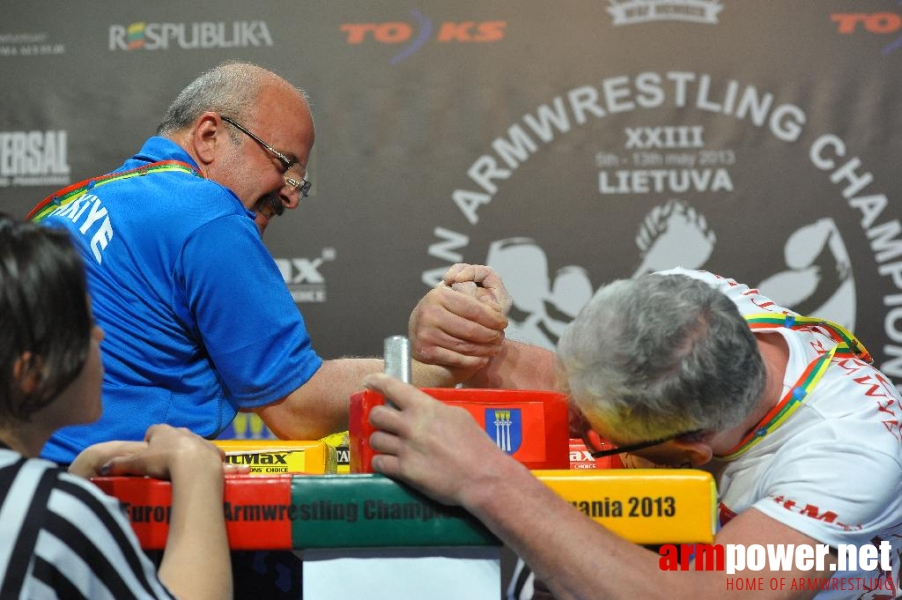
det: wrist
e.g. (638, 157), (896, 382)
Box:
(462, 340), (514, 388)
(169, 449), (225, 485)
(460, 452), (532, 519)
(411, 361), (458, 387)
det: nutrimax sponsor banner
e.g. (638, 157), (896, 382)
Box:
(2, 1), (901, 395)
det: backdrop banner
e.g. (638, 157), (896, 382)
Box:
(4, 2), (901, 432)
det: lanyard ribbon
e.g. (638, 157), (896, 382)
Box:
(716, 313), (872, 461)
(26, 160), (201, 223)
(743, 313), (872, 364)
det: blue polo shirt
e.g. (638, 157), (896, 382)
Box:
(41, 137), (322, 463)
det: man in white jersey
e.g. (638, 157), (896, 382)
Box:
(364, 266), (902, 599)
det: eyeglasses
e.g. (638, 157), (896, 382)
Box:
(221, 115), (312, 198)
(577, 411), (703, 459)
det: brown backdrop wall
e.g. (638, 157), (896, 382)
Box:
(4, 1), (901, 405)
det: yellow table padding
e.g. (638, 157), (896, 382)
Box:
(535, 469), (716, 544)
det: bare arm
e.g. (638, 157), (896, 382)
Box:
(68, 441), (147, 478)
(253, 264), (511, 440)
(83, 425), (234, 600)
(464, 468), (831, 600)
(465, 339), (558, 390)
(364, 374), (833, 600)
(254, 357), (457, 440)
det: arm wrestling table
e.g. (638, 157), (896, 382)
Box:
(93, 388), (715, 600)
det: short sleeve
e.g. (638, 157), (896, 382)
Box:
(750, 440), (902, 548)
(176, 215), (322, 407)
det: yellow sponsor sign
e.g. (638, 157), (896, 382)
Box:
(320, 430), (350, 474)
(214, 440), (337, 475)
(534, 469), (716, 544)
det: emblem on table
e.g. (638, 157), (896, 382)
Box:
(486, 409), (523, 454)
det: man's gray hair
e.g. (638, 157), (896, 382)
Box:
(156, 61), (308, 136)
(557, 273), (766, 441)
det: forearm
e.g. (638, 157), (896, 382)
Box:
(257, 358), (382, 439)
(463, 462), (700, 600)
(362, 375), (729, 600)
(465, 462), (834, 600)
(465, 340), (558, 390)
(158, 466), (231, 600)
(258, 355), (466, 440)
(412, 360), (458, 387)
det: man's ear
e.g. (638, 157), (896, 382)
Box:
(190, 112), (224, 167)
(13, 352), (44, 395)
(673, 439), (713, 468)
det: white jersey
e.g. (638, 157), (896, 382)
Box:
(671, 268), (902, 599)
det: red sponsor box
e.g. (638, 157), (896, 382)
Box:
(349, 388), (570, 472)
(93, 474), (294, 550)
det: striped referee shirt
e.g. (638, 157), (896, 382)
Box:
(0, 448), (176, 599)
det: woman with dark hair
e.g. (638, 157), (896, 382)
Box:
(0, 214), (236, 599)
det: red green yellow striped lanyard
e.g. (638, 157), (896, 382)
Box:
(716, 313), (872, 461)
(26, 160), (201, 223)
(742, 313), (872, 364)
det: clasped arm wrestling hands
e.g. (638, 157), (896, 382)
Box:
(410, 263), (559, 390)
(370, 263), (516, 499)
(408, 263), (512, 381)
(370, 263), (591, 599)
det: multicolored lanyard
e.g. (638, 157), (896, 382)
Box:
(743, 313), (872, 364)
(26, 160), (201, 223)
(716, 313), (873, 461)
